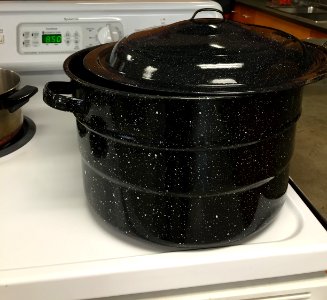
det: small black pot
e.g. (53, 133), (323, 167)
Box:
(43, 9), (327, 248)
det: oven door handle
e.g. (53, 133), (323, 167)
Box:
(43, 81), (89, 114)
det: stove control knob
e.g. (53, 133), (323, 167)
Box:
(97, 26), (112, 44)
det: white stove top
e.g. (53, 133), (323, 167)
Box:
(1, 72), (327, 300)
(0, 1), (327, 299)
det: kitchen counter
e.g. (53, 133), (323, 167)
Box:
(290, 80), (327, 221)
(236, 0), (327, 33)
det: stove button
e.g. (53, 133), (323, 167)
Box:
(23, 40), (31, 47)
(97, 26), (112, 44)
(22, 32), (30, 39)
(32, 32), (39, 39)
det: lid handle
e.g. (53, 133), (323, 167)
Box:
(190, 8), (224, 20)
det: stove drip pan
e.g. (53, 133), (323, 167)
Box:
(0, 116), (36, 157)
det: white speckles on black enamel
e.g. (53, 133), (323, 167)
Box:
(83, 159), (288, 248)
(71, 82), (301, 247)
(43, 43), (318, 249)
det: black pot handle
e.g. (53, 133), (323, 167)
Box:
(43, 81), (88, 114)
(4, 85), (38, 113)
(191, 8), (224, 20)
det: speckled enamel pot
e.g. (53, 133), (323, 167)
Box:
(43, 12), (327, 248)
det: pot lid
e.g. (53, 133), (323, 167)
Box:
(83, 8), (314, 95)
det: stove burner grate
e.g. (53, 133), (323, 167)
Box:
(0, 116), (36, 157)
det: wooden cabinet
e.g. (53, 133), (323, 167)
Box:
(231, 3), (327, 39)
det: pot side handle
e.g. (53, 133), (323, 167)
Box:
(43, 81), (88, 114)
(4, 85), (38, 113)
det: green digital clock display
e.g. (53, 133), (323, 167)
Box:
(42, 34), (62, 44)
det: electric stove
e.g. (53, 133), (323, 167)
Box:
(1, 2), (327, 300)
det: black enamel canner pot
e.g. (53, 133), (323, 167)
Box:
(43, 9), (327, 248)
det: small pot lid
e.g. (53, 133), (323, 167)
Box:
(83, 8), (316, 95)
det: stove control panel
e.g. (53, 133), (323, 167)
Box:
(17, 22), (124, 54)
(0, 0), (220, 71)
